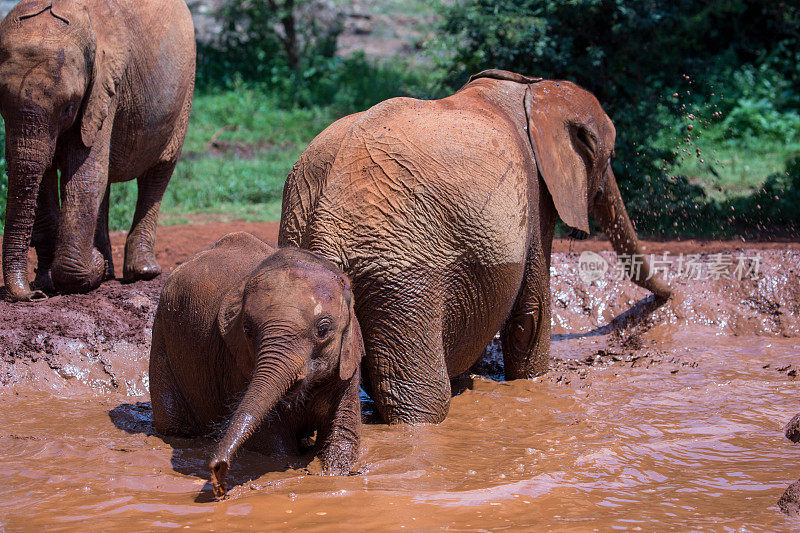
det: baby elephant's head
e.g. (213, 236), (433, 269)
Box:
(208, 248), (363, 497)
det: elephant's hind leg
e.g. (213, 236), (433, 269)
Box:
(123, 161), (176, 282)
(501, 252), (551, 379)
(363, 298), (452, 424)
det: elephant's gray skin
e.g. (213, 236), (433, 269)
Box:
(0, 0), (195, 301)
(149, 232), (364, 497)
(279, 69), (671, 425)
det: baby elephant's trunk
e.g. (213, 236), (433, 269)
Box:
(208, 345), (306, 498)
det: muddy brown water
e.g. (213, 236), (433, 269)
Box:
(1, 223), (799, 530)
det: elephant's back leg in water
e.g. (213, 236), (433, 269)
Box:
(361, 289), (452, 424)
(500, 251), (552, 379)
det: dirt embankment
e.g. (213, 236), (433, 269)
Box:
(1, 221), (798, 393)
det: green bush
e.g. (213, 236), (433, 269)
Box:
(717, 64), (800, 143)
(200, 49), (439, 114)
(197, 0), (443, 113)
(196, 0), (341, 89)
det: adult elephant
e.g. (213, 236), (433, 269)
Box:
(0, 0), (195, 301)
(279, 69), (671, 424)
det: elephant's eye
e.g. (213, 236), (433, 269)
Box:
(315, 317), (332, 339)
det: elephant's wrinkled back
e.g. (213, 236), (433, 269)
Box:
(312, 95), (532, 271)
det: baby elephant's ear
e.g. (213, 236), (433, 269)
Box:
(339, 298), (364, 381)
(217, 280), (249, 357)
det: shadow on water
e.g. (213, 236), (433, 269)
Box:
(552, 293), (668, 341)
(108, 402), (314, 502)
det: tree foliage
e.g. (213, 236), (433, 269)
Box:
(196, 0), (342, 93)
(195, 0), (438, 111)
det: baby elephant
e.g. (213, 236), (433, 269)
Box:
(149, 232), (364, 497)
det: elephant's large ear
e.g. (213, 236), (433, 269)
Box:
(217, 280), (250, 358)
(81, 49), (122, 146)
(338, 295), (364, 381)
(81, 9), (127, 147)
(524, 83), (595, 235)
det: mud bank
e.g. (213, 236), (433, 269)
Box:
(1, 222), (799, 529)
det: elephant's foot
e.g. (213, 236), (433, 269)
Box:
(4, 274), (48, 302)
(51, 248), (106, 294)
(123, 250), (162, 282)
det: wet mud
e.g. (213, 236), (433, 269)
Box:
(1, 222), (799, 530)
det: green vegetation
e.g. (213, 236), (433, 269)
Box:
(1, 0), (798, 238)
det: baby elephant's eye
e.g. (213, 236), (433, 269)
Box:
(315, 318), (332, 339)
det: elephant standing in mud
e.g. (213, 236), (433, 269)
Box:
(0, 0), (195, 301)
(149, 232), (364, 497)
(279, 69), (671, 424)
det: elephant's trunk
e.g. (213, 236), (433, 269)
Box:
(591, 167), (671, 299)
(208, 338), (306, 498)
(2, 130), (55, 302)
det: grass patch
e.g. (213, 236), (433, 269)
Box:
(108, 90), (339, 231)
(183, 90), (338, 152)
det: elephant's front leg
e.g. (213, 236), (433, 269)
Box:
(31, 166), (60, 293)
(501, 251), (552, 379)
(317, 373), (362, 474)
(123, 161), (176, 282)
(51, 131), (113, 294)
